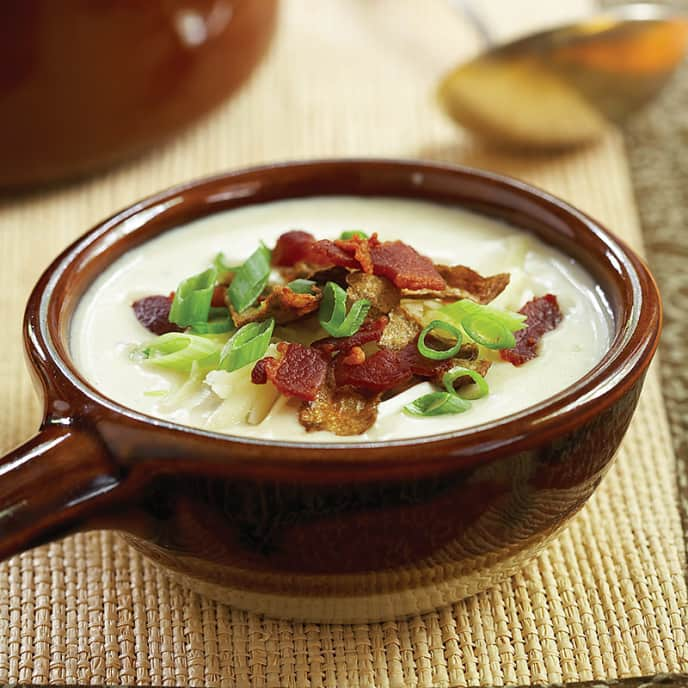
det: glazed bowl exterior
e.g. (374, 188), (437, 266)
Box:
(0, 160), (661, 622)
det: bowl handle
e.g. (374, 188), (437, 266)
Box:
(0, 424), (124, 560)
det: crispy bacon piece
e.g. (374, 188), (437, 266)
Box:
(272, 230), (316, 267)
(342, 347), (366, 366)
(379, 306), (422, 350)
(345, 273), (400, 316)
(334, 348), (412, 392)
(230, 285), (321, 328)
(398, 341), (453, 380)
(273, 233), (446, 293)
(334, 234), (374, 274)
(309, 266), (350, 287)
(406, 342), (491, 388)
(377, 344), (488, 400)
(312, 316), (388, 354)
(335, 338), (489, 394)
(436, 265), (510, 304)
(252, 342), (328, 401)
(402, 265), (510, 304)
(132, 295), (181, 335)
(299, 369), (380, 436)
(500, 294), (563, 366)
(369, 241), (446, 291)
(397, 341), (484, 381)
(305, 240), (359, 269)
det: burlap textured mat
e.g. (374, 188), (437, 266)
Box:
(0, 1), (686, 686)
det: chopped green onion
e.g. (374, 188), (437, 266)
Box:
(219, 318), (275, 372)
(438, 299), (526, 333)
(318, 281), (371, 337)
(443, 366), (489, 400)
(228, 244), (272, 313)
(404, 392), (471, 417)
(209, 306), (229, 318)
(462, 313), (515, 350)
(437, 299), (524, 350)
(135, 332), (222, 373)
(190, 307), (235, 334)
(287, 278), (317, 294)
(417, 320), (463, 360)
(213, 252), (237, 276)
(168, 267), (217, 327)
(339, 230), (368, 240)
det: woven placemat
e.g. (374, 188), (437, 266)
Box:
(0, 1), (686, 686)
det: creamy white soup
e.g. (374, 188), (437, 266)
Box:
(71, 196), (612, 443)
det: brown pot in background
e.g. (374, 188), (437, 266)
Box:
(0, 0), (278, 189)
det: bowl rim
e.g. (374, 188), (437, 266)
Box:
(25, 158), (662, 471)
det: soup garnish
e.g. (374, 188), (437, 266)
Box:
(130, 230), (562, 436)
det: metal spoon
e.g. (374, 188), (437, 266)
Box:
(438, 3), (688, 148)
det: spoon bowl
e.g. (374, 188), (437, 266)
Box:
(438, 3), (688, 148)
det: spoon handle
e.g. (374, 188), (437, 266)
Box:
(446, 0), (495, 46)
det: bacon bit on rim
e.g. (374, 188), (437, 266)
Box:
(369, 241), (446, 291)
(312, 315), (388, 354)
(252, 342), (329, 401)
(132, 295), (181, 335)
(500, 294), (563, 366)
(272, 230), (316, 267)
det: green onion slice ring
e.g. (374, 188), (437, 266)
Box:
(462, 313), (515, 350)
(417, 320), (463, 360)
(442, 366), (489, 400)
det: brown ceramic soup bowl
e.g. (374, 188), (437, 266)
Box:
(0, 160), (660, 622)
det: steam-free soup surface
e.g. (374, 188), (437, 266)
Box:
(71, 196), (612, 443)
